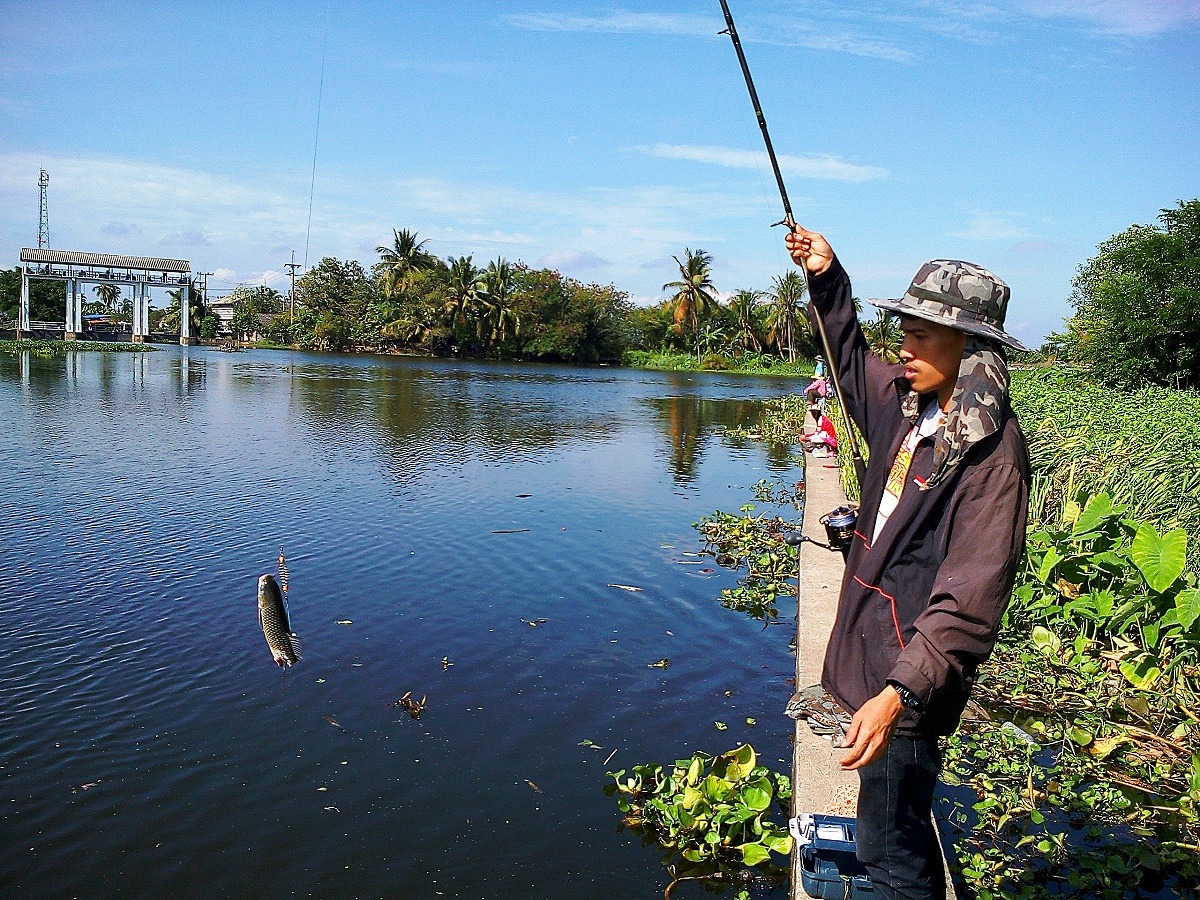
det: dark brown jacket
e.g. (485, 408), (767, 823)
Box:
(811, 257), (1030, 736)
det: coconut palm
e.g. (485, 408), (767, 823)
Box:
(93, 282), (121, 311)
(375, 228), (436, 300)
(159, 279), (206, 333)
(663, 248), (719, 362)
(727, 289), (765, 354)
(766, 271), (807, 362)
(480, 258), (520, 349)
(862, 308), (904, 363)
(443, 255), (489, 339)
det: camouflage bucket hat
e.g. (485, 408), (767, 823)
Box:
(870, 259), (1027, 351)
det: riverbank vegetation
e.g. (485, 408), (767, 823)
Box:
(797, 365), (1200, 896)
(0, 338), (153, 355)
(241, 233), (829, 370)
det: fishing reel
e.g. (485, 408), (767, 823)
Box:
(820, 506), (857, 555)
(782, 505), (858, 558)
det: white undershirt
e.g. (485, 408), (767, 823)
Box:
(872, 404), (946, 542)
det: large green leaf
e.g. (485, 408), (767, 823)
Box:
(1073, 493), (1115, 536)
(1176, 588), (1200, 632)
(1130, 525), (1187, 593)
(740, 841), (772, 867)
(721, 744), (756, 781)
(1037, 547), (1064, 584)
(762, 831), (794, 855)
(739, 779), (772, 812)
(1119, 654), (1163, 691)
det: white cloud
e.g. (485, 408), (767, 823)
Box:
(951, 215), (1027, 241)
(1009, 239), (1060, 255)
(0, 149), (778, 302)
(538, 250), (610, 272)
(506, 8), (916, 62)
(504, 11), (718, 38)
(1015, 0), (1200, 36)
(636, 144), (888, 182)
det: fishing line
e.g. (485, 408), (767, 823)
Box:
(717, 0), (867, 487)
(304, 3), (333, 271)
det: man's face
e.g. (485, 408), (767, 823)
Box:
(898, 315), (967, 398)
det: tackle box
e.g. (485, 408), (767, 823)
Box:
(791, 813), (875, 899)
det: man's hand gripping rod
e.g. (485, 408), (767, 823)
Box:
(717, 0), (867, 488)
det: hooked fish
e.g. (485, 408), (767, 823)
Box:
(258, 573), (301, 667)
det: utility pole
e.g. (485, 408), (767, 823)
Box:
(195, 271), (213, 308)
(38, 170), (50, 248)
(284, 250), (301, 317)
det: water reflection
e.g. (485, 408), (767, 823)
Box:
(641, 395), (762, 483)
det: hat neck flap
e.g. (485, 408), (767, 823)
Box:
(898, 335), (1009, 490)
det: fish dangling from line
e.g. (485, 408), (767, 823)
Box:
(258, 573), (301, 667)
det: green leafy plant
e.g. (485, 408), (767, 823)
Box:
(1015, 491), (1200, 690)
(606, 744), (793, 898)
(696, 481), (801, 622)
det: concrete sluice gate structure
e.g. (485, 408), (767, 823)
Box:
(18, 248), (195, 345)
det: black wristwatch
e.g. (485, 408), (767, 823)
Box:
(888, 680), (923, 712)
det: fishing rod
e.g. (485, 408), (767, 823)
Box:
(716, 0), (867, 488)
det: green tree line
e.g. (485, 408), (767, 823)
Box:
(227, 230), (868, 366)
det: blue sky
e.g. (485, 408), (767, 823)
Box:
(1, 1), (1197, 344)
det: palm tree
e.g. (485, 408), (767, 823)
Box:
(862, 309), (904, 363)
(375, 228), (436, 300)
(159, 279), (206, 333)
(443, 255), (489, 341)
(93, 283), (121, 311)
(766, 271), (807, 362)
(480, 258), (520, 350)
(663, 248), (719, 362)
(727, 289), (765, 354)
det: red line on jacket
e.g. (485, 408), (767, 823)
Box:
(852, 575), (906, 648)
(854, 530), (871, 551)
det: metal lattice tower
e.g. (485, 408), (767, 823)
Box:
(37, 169), (50, 249)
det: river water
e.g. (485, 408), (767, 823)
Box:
(0, 347), (804, 899)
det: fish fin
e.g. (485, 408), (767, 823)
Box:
(290, 633), (302, 656)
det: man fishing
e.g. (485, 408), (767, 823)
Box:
(785, 227), (1030, 898)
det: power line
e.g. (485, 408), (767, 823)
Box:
(303, 4), (332, 271)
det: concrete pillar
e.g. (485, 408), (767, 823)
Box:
(132, 282), (146, 342)
(180, 283), (196, 345)
(18, 268), (30, 337)
(64, 278), (79, 340)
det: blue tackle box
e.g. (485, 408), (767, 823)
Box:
(791, 813), (875, 899)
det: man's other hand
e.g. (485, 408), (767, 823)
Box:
(839, 686), (904, 770)
(785, 227), (835, 276)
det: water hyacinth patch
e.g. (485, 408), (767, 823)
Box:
(605, 744), (793, 899)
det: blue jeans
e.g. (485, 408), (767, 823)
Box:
(855, 733), (945, 899)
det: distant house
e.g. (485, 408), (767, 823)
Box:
(82, 314), (122, 331)
(207, 298), (236, 333)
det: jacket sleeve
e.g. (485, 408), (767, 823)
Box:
(886, 460), (1029, 706)
(807, 256), (904, 442)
